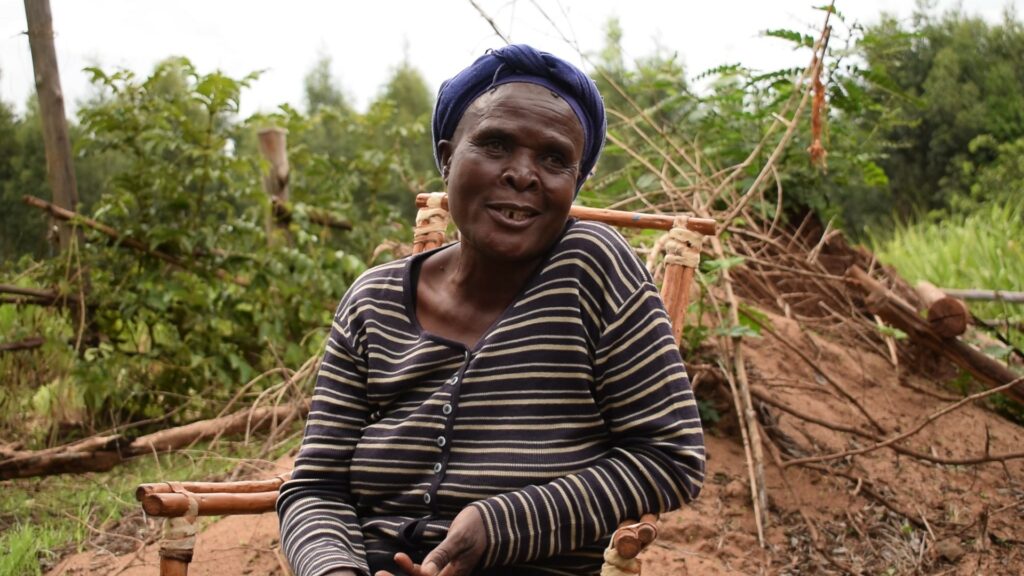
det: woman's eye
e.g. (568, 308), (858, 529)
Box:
(482, 140), (506, 152)
(544, 154), (569, 168)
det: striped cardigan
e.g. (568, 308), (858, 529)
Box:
(277, 220), (705, 576)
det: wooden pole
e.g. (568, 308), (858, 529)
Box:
(939, 288), (1024, 304)
(23, 0), (79, 252)
(137, 476), (288, 500)
(142, 490), (281, 517)
(415, 193), (716, 236)
(258, 127), (290, 244)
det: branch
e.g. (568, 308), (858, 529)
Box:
(22, 195), (249, 287)
(0, 336), (45, 353)
(750, 385), (1024, 467)
(466, 0), (511, 44)
(747, 314), (889, 433)
(780, 376), (1024, 467)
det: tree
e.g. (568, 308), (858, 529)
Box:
(303, 54), (352, 115)
(858, 8), (1024, 215)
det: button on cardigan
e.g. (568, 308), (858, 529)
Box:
(277, 220), (705, 576)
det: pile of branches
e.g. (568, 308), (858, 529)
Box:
(517, 4), (1024, 570)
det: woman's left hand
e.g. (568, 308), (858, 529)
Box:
(375, 506), (487, 576)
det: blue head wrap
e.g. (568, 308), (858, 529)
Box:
(432, 44), (606, 194)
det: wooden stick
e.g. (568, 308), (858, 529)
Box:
(780, 376), (1024, 467)
(660, 265), (695, 345)
(723, 352), (766, 547)
(142, 490), (280, 517)
(0, 295), (55, 306)
(939, 288), (1024, 303)
(257, 128), (290, 205)
(0, 336), (45, 353)
(847, 266), (1023, 403)
(137, 476), (288, 501)
(271, 198), (352, 231)
(159, 557), (189, 576)
(0, 283), (69, 301)
(751, 387), (1024, 467)
(22, 195), (250, 287)
(414, 193), (716, 235)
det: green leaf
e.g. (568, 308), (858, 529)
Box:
(875, 324), (908, 340)
(700, 256), (746, 273)
(715, 324), (762, 339)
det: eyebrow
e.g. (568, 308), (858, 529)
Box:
(472, 122), (579, 158)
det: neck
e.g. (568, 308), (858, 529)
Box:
(445, 243), (542, 308)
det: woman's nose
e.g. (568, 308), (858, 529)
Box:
(501, 152), (539, 192)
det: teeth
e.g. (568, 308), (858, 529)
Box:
(501, 208), (530, 222)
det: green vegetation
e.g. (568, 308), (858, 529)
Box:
(872, 201), (1023, 349)
(0, 438), (295, 575)
(1, 55), (437, 443)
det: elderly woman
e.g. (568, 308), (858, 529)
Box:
(277, 44), (705, 576)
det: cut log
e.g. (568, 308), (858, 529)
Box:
(0, 403), (308, 481)
(916, 280), (970, 338)
(127, 403), (307, 454)
(846, 266), (1023, 403)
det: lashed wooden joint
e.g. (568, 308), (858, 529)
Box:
(413, 192), (450, 254)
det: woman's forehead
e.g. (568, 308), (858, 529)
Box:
(455, 83), (585, 144)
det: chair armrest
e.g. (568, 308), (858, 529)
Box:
(136, 474), (290, 518)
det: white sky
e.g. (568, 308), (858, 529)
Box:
(0, 0), (1017, 118)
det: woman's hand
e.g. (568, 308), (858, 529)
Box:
(375, 506), (486, 576)
(324, 571), (359, 576)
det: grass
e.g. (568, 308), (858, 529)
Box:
(0, 437), (298, 576)
(871, 201), (1024, 350)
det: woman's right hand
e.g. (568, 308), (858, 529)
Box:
(325, 570), (359, 576)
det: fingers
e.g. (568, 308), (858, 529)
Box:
(420, 544), (452, 576)
(393, 552), (425, 576)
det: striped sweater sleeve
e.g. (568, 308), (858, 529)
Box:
(469, 279), (705, 568)
(277, 302), (371, 576)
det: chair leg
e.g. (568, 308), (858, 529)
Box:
(660, 218), (705, 345)
(159, 516), (196, 576)
(159, 556), (191, 576)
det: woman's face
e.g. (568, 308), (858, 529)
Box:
(438, 82), (585, 264)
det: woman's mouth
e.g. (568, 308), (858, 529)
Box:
(488, 205), (539, 227)
(500, 208), (532, 222)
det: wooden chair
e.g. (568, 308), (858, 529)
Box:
(136, 192), (715, 576)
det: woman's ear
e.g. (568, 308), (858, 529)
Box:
(437, 140), (454, 183)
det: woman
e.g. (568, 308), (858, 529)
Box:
(278, 44), (705, 576)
